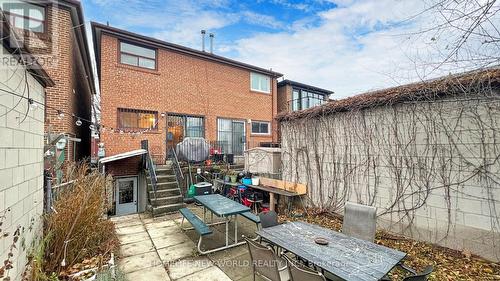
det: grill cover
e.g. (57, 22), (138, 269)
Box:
(176, 137), (210, 162)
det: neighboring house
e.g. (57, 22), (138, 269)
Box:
(277, 79), (333, 113)
(0, 17), (54, 280)
(278, 68), (500, 261)
(2, 0), (96, 161)
(91, 22), (282, 216)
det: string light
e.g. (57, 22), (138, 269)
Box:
(0, 87), (167, 137)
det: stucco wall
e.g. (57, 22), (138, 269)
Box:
(0, 46), (45, 280)
(281, 93), (500, 261)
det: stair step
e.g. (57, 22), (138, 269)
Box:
(152, 203), (184, 216)
(150, 195), (183, 206)
(148, 181), (177, 190)
(150, 188), (182, 197)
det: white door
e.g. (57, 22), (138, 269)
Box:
(116, 177), (138, 216)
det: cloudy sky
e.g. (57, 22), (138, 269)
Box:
(82, 0), (498, 98)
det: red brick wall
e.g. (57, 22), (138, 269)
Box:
(105, 156), (142, 177)
(277, 84), (292, 114)
(19, 4), (93, 161)
(99, 34), (278, 161)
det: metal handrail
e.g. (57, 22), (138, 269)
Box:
(145, 150), (158, 201)
(171, 147), (184, 180)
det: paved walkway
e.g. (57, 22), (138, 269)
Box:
(111, 206), (265, 281)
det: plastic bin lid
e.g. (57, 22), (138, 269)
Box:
(194, 182), (213, 188)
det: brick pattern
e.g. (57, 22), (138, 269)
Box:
(99, 34), (277, 162)
(105, 156), (142, 177)
(0, 46), (45, 280)
(18, 4), (93, 161)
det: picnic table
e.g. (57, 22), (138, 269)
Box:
(256, 221), (407, 281)
(188, 194), (250, 254)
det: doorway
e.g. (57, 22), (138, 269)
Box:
(217, 118), (246, 155)
(166, 114), (205, 155)
(115, 177), (138, 216)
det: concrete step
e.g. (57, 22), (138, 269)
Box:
(148, 181), (178, 191)
(152, 203), (184, 217)
(155, 174), (177, 182)
(150, 195), (183, 206)
(150, 188), (181, 198)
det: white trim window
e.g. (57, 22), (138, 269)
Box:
(120, 42), (157, 70)
(251, 121), (270, 135)
(250, 72), (270, 93)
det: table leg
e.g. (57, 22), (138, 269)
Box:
(225, 217), (229, 247)
(234, 215), (238, 243)
(203, 206), (206, 222)
(270, 192), (275, 211)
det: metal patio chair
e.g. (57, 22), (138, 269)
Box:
(244, 237), (290, 281)
(259, 210), (279, 228)
(382, 265), (434, 281)
(283, 254), (326, 281)
(342, 201), (377, 242)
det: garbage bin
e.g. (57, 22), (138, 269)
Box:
(194, 182), (213, 196)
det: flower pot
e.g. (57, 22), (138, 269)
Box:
(252, 177), (260, 186)
(230, 175), (238, 183)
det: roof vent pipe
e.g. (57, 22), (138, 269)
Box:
(209, 33), (214, 54)
(201, 30), (206, 52)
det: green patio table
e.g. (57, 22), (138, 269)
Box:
(193, 194), (251, 254)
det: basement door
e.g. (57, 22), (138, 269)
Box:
(115, 177), (138, 216)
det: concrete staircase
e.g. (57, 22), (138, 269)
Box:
(147, 164), (184, 217)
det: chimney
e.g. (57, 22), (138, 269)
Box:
(209, 33), (214, 54)
(201, 30), (206, 52)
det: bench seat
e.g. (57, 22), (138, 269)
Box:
(179, 208), (212, 236)
(241, 211), (260, 224)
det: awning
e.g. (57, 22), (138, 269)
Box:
(98, 149), (147, 164)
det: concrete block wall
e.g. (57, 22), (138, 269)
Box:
(0, 46), (46, 280)
(281, 94), (500, 261)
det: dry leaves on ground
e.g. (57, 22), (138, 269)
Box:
(279, 210), (500, 281)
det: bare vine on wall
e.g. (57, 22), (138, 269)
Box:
(280, 77), (500, 242)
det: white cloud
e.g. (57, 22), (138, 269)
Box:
(223, 0), (428, 97)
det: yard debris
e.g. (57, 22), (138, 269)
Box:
(280, 209), (500, 281)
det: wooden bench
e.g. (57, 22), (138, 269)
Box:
(179, 208), (212, 236)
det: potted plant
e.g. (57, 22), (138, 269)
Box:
(229, 170), (238, 183)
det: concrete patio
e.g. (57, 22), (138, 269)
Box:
(111, 205), (265, 281)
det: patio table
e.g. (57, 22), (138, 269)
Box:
(194, 194), (251, 254)
(256, 221), (407, 281)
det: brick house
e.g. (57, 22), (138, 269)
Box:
(3, 0), (96, 161)
(91, 23), (282, 215)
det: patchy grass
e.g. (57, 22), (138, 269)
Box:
(279, 210), (500, 281)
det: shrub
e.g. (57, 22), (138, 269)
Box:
(42, 163), (119, 276)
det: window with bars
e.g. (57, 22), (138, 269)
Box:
(119, 41), (157, 70)
(118, 108), (158, 130)
(4, 2), (46, 33)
